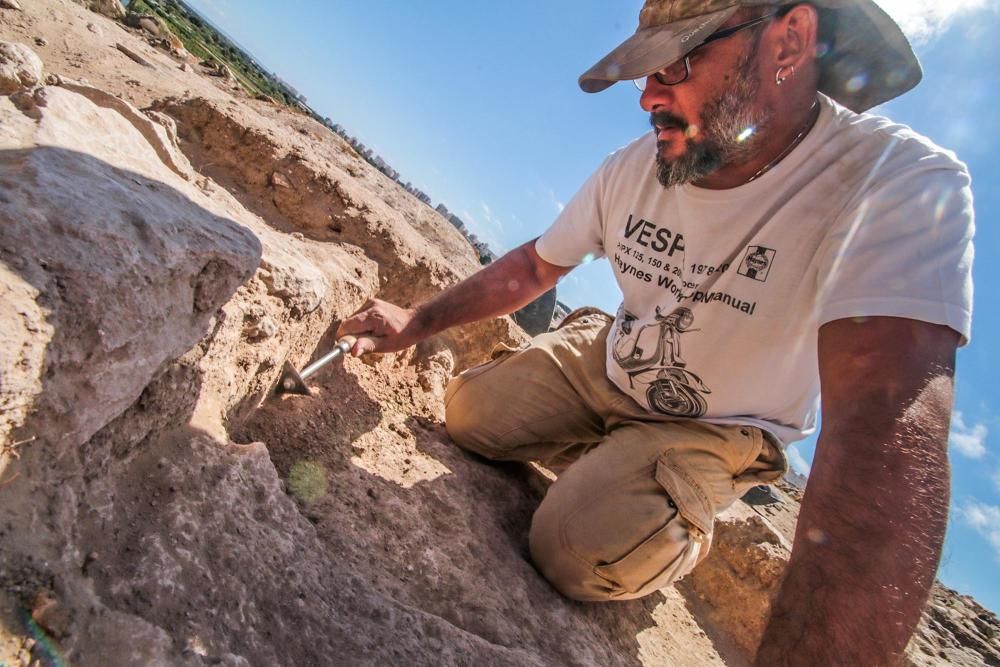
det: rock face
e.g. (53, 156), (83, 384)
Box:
(1, 12), (999, 667)
(0, 84), (261, 454)
(0, 41), (43, 94)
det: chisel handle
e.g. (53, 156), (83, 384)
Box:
(299, 335), (358, 380)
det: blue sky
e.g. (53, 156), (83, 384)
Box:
(183, 0), (1000, 612)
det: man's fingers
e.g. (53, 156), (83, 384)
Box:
(351, 298), (377, 316)
(338, 309), (381, 337)
(351, 335), (379, 357)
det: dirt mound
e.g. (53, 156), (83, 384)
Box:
(1, 5), (999, 667)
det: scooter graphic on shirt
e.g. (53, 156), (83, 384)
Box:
(612, 305), (711, 418)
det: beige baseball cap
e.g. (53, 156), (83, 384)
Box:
(579, 0), (921, 112)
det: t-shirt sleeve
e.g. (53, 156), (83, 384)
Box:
(816, 159), (975, 345)
(535, 158), (611, 267)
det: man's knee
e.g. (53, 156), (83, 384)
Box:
(527, 459), (712, 602)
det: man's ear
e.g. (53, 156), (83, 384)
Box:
(772, 4), (820, 70)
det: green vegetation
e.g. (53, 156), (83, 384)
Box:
(127, 0), (301, 106)
(287, 461), (329, 504)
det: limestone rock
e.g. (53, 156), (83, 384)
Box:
(0, 85), (261, 456)
(125, 13), (183, 51)
(115, 42), (153, 68)
(76, 0), (125, 19)
(58, 79), (194, 179)
(0, 42), (43, 95)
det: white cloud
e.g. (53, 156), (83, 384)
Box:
(961, 502), (1000, 561)
(874, 0), (998, 44)
(992, 468), (1000, 494)
(950, 411), (988, 459)
(786, 444), (811, 476)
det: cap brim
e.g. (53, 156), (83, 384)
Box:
(813, 0), (922, 111)
(579, 7), (739, 93)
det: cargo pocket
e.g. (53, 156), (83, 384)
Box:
(594, 451), (715, 598)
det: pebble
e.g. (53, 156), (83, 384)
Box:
(34, 37), (48, 47)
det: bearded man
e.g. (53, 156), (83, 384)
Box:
(338, 2), (975, 663)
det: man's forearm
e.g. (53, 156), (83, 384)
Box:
(754, 377), (953, 665)
(412, 240), (565, 339)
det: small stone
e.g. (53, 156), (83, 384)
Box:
(33, 37), (48, 47)
(269, 171), (292, 189)
(245, 315), (277, 341)
(0, 0), (23, 10)
(290, 232), (304, 241)
(115, 42), (153, 68)
(86, 22), (102, 37)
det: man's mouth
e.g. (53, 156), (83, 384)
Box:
(656, 126), (683, 140)
(650, 112), (689, 142)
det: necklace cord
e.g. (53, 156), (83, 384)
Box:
(745, 100), (820, 184)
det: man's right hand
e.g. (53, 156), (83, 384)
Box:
(336, 298), (423, 356)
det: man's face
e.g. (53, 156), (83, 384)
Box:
(640, 15), (773, 188)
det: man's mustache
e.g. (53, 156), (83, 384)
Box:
(650, 111), (688, 132)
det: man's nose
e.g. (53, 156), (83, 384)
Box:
(639, 78), (675, 113)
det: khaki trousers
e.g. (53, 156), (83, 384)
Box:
(445, 309), (787, 602)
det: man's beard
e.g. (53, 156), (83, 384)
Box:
(652, 53), (772, 188)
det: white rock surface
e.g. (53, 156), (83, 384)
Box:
(0, 41), (42, 95)
(0, 85), (261, 455)
(76, 0), (125, 19)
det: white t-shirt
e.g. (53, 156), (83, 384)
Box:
(536, 94), (974, 445)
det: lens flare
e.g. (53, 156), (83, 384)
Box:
(845, 72), (870, 93)
(934, 189), (953, 223)
(17, 607), (69, 667)
(736, 127), (755, 143)
(581, 253), (596, 264)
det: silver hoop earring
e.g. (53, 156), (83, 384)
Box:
(775, 65), (795, 86)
